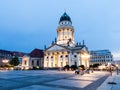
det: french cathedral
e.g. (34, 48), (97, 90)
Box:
(44, 12), (90, 68)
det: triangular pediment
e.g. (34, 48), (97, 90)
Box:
(82, 47), (87, 51)
(81, 46), (89, 53)
(46, 44), (67, 51)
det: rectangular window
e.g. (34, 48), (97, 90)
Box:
(24, 61), (27, 65)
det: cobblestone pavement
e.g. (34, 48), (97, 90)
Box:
(0, 70), (109, 90)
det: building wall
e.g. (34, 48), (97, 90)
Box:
(44, 50), (90, 68)
(44, 51), (69, 68)
(22, 56), (44, 69)
(0, 50), (13, 66)
(90, 50), (113, 65)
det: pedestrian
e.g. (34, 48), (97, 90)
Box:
(81, 69), (84, 75)
(91, 68), (94, 73)
(75, 68), (79, 75)
(59, 67), (61, 71)
(109, 66), (112, 76)
(87, 68), (90, 74)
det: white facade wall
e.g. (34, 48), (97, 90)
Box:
(22, 56), (43, 69)
(44, 49), (90, 68)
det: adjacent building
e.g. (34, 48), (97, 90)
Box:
(0, 50), (13, 66)
(12, 51), (27, 64)
(44, 12), (90, 69)
(22, 48), (44, 69)
(90, 50), (113, 65)
(0, 49), (27, 66)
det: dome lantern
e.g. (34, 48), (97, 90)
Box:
(59, 12), (72, 25)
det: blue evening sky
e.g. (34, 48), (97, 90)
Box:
(0, 0), (120, 59)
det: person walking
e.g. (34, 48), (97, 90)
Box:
(109, 66), (112, 76)
(75, 68), (79, 75)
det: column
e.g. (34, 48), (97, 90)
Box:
(68, 52), (72, 66)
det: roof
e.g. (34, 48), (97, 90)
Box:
(0, 49), (12, 53)
(44, 43), (70, 51)
(0, 49), (28, 57)
(44, 43), (89, 54)
(12, 51), (27, 57)
(90, 50), (111, 55)
(29, 48), (44, 58)
(59, 12), (72, 23)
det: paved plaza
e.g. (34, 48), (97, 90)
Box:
(97, 72), (120, 90)
(0, 70), (109, 90)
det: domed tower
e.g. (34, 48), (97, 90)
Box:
(57, 12), (74, 46)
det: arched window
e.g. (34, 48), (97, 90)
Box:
(60, 55), (63, 58)
(46, 56), (49, 60)
(74, 55), (77, 58)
